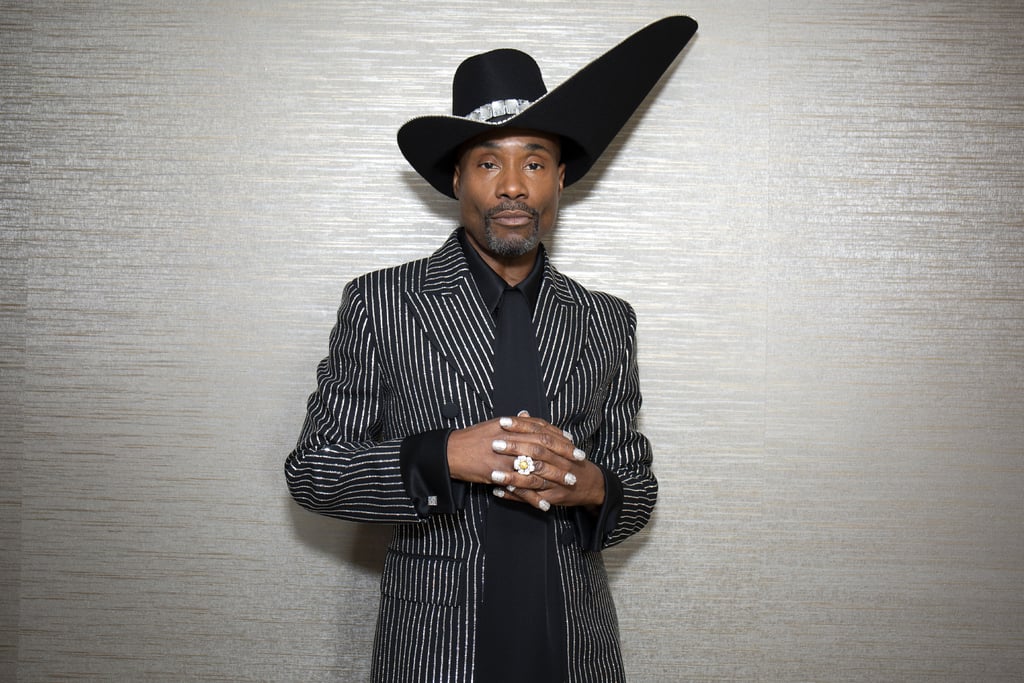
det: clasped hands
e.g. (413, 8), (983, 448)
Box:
(446, 411), (605, 512)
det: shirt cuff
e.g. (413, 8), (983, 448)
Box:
(573, 465), (624, 551)
(399, 429), (468, 517)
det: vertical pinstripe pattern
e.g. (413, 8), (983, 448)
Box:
(285, 231), (655, 682)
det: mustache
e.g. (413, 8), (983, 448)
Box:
(485, 202), (539, 220)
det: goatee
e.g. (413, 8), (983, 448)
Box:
(484, 202), (541, 258)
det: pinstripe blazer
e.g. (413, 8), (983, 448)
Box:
(286, 231), (656, 682)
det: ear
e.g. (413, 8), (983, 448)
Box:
(557, 162), (566, 193)
(452, 164), (461, 199)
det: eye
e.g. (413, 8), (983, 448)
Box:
(525, 162), (544, 171)
(478, 161), (499, 170)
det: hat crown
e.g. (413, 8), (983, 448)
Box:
(452, 49), (548, 118)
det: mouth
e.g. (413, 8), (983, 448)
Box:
(490, 211), (533, 228)
(486, 203), (538, 229)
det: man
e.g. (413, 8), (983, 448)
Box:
(286, 16), (697, 682)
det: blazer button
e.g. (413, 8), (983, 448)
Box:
(441, 403), (460, 419)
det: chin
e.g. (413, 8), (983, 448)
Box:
(489, 233), (539, 259)
(486, 221), (541, 254)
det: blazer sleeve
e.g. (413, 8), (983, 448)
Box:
(285, 278), (425, 524)
(587, 302), (657, 549)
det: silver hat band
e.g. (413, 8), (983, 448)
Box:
(465, 98), (533, 123)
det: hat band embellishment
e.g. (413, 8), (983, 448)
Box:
(466, 98), (533, 123)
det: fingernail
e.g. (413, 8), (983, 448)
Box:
(538, 500), (550, 512)
(499, 416), (513, 428)
(573, 448), (587, 461)
(506, 484), (516, 492)
(493, 488), (505, 498)
(492, 439), (507, 452)
(564, 472), (577, 486)
(517, 410), (530, 417)
(490, 470), (508, 484)
(562, 429), (573, 441)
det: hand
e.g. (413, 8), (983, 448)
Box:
(446, 412), (605, 512)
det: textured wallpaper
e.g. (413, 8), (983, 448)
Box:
(3, 0), (1023, 681)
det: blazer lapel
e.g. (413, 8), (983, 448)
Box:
(534, 262), (589, 403)
(403, 234), (496, 409)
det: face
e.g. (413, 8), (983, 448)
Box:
(453, 129), (566, 268)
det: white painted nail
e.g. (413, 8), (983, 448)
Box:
(562, 429), (573, 441)
(538, 500), (551, 512)
(517, 410), (530, 417)
(492, 439), (507, 452)
(573, 448), (587, 461)
(499, 416), (514, 428)
(490, 470), (508, 484)
(506, 484), (516, 492)
(493, 488), (505, 498)
(564, 473), (577, 486)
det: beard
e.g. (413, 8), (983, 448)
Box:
(483, 202), (542, 258)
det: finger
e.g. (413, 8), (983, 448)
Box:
(495, 431), (575, 462)
(493, 438), (563, 471)
(493, 486), (550, 512)
(501, 413), (565, 440)
(518, 487), (552, 512)
(530, 458), (577, 487)
(492, 485), (529, 505)
(497, 418), (588, 463)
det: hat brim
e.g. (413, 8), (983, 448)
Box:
(397, 15), (698, 198)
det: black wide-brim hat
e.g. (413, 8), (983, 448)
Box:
(397, 15), (698, 198)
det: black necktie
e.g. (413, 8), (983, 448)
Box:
(475, 285), (565, 682)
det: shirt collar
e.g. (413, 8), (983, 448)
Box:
(458, 228), (544, 315)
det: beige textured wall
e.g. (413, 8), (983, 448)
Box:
(3, 1), (1022, 681)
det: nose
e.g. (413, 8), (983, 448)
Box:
(496, 167), (527, 200)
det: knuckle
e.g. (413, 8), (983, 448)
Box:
(527, 474), (547, 490)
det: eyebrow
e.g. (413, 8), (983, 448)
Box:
(472, 140), (557, 155)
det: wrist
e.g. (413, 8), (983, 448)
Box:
(581, 461), (606, 507)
